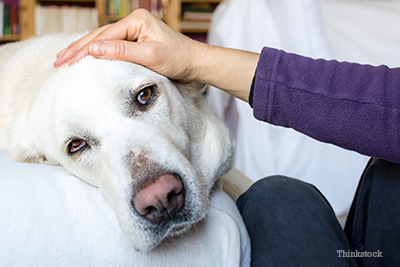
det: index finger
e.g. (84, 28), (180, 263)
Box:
(54, 25), (110, 67)
(56, 9), (152, 67)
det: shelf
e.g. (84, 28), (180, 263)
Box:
(10, 0), (222, 43)
(104, 15), (124, 22)
(182, 0), (222, 3)
(36, 0), (95, 2)
(180, 28), (208, 33)
(177, 0), (222, 33)
(0, 35), (21, 42)
(180, 21), (210, 33)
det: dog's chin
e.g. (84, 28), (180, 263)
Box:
(132, 215), (206, 252)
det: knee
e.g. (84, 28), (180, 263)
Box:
(237, 175), (327, 215)
(249, 175), (309, 192)
(237, 175), (313, 203)
(363, 158), (400, 185)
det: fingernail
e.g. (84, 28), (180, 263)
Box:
(54, 48), (67, 66)
(89, 41), (106, 57)
(56, 48), (67, 59)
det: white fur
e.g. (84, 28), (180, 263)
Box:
(0, 34), (234, 251)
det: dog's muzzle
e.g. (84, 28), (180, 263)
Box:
(132, 174), (185, 224)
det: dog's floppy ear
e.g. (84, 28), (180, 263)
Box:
(195, 105), (235, 192)
(175, 81), (235, 192)
(9, 140), (49, 164)
(7, 123), (57, 165)
(173, 81), (207, 104)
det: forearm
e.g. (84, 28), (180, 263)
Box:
(193, 43), (260, 102)
(253, 47), (400, 163)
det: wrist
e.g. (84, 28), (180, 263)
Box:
(189, 41), (211, 83)
(191, 43), (260, 102)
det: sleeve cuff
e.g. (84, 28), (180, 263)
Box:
(248, 72), (256, 108)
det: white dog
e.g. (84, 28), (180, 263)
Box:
(0, 34), (234, 252)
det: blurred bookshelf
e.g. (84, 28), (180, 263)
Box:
(165, 0), (222, 43)
(0, 33), (20, 41)
(0, 0), (20, 42)
(0, 0), (222, 43)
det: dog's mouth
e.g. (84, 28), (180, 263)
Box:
(132, 173), (185, 224)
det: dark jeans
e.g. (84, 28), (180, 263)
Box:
(237, 158), (400, 267)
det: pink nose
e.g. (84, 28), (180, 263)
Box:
(132, 174), (185, 224)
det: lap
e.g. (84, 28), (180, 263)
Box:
(237, 176), (357, 267)
(238, 159), (400, 267)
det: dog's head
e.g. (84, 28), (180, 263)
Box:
(23, 57), (234, 251)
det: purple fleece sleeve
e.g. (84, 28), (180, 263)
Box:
(252, 47), (400, 164)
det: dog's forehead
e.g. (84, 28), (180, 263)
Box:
(61, 58), (164, 89)
(51, 58), (179, 137)
(53, 58), (169, 108)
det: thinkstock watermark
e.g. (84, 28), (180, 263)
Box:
(337, 250), (383, 258)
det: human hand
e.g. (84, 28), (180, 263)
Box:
(54, 9), (202, 82)
(54, 8), (260, 101)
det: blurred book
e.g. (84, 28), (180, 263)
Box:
(35, 5), (98, 36)
(182, 3), (214, 21)
(106, 0), (166, 20)
(3, 4), (10, 35)
(180, 21), (210, 31)
(183, 11), (213, 21)
(0, 1), (4, 38)
(0, 1), (19, 38)
(185, 33), (207, 43)
(10, 4), (17, 34)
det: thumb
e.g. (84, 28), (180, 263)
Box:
(89, 40), (143, 64)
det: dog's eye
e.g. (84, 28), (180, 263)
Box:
(137, 86), (154, 105)
(68, 139), (87, 154)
